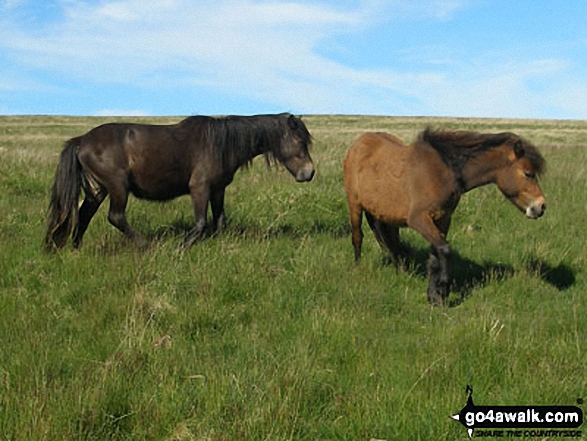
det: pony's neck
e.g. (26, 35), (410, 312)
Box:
(224, 128), (275, 172)
(251, 134), (273, 157)
(233, 143), (263, 167)
(247, 136), (275, 167)
(460, 147), (508, 192)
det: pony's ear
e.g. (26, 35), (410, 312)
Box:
(287, 114), (300, 130)
(513, 139), (525, 158)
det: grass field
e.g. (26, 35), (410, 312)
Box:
(0, 115), (585, 440)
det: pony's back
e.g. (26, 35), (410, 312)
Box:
(343, 132), (407, 197)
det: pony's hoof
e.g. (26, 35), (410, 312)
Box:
(427, 286), (447, 306)
(133, 237), (149, 250)
(180, 234), (202, 249)
(428, 296), (446, 307)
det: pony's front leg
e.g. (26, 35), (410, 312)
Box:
(210, 187), (227, 234)
(407, 211), (452, 305)
(184, 182), (210, 247)
(427, 244), (452, 305)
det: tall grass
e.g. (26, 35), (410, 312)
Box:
(0, 115), (585, 440)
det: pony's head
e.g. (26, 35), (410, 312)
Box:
(496, 137), (546, 219)
(279, 114), (315, 182)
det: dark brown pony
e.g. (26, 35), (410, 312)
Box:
(45, 113), (314, 250)
(343, 128), (546, 305)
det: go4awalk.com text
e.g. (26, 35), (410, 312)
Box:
(451, 386), (583, 438)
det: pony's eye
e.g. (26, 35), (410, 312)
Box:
(524, 171), (536, 179)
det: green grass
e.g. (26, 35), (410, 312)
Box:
(0, 115), (585, 440)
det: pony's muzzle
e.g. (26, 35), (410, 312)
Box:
(525, 200), (546, 219)
(296, 164), (315, 182)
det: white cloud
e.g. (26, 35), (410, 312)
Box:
(0, 0), (584, 118)
(550, 83), (587, 119)
(0, 0), (412, 113)
(366, 0), (471, 21)
(93, 1), (141, 21)
(432, 0), (469, 19)
(0, 74), (47, 92)
(420, 58), (570, 118)
(2, 1), (361, 75)
(0, 0), (24, 9)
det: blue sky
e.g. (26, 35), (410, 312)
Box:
(1, 0), (586, 118)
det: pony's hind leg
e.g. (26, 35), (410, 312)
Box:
(107, 186), (147, 247)
(377, 222), (403, 268)
(72, 186), (106, 249)
(349, 206), (364, 264)
(365, 212), (402, 267)
(365, 212), (385, 246)
(365, 212), (389, 262)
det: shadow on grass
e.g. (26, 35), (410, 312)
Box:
(89, 217), (348, 252)
(128, 220), (577, 305)
(378, 243), (577, 307)
(147, 218), (196, 240)
(382, 243), (514, 307)
(147, 218), (351, 242)
(524, 256), (576, 291)
(230, 220), (351, 239)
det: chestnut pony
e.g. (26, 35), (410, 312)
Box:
(343, 128), (546, 305)
(45, 113), (314, 250)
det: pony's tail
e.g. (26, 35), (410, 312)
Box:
(44, 137), (83, 251)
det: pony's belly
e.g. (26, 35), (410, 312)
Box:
(359, 182), (409, 226)
(128, 161), (192, 200)
(378, 212), (408, 227)
(362, 198), (408, 227)
(129, 181), (190, 201)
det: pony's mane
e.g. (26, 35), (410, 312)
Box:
(419, 127), (545, 176)
(178, 113), (310, 168)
